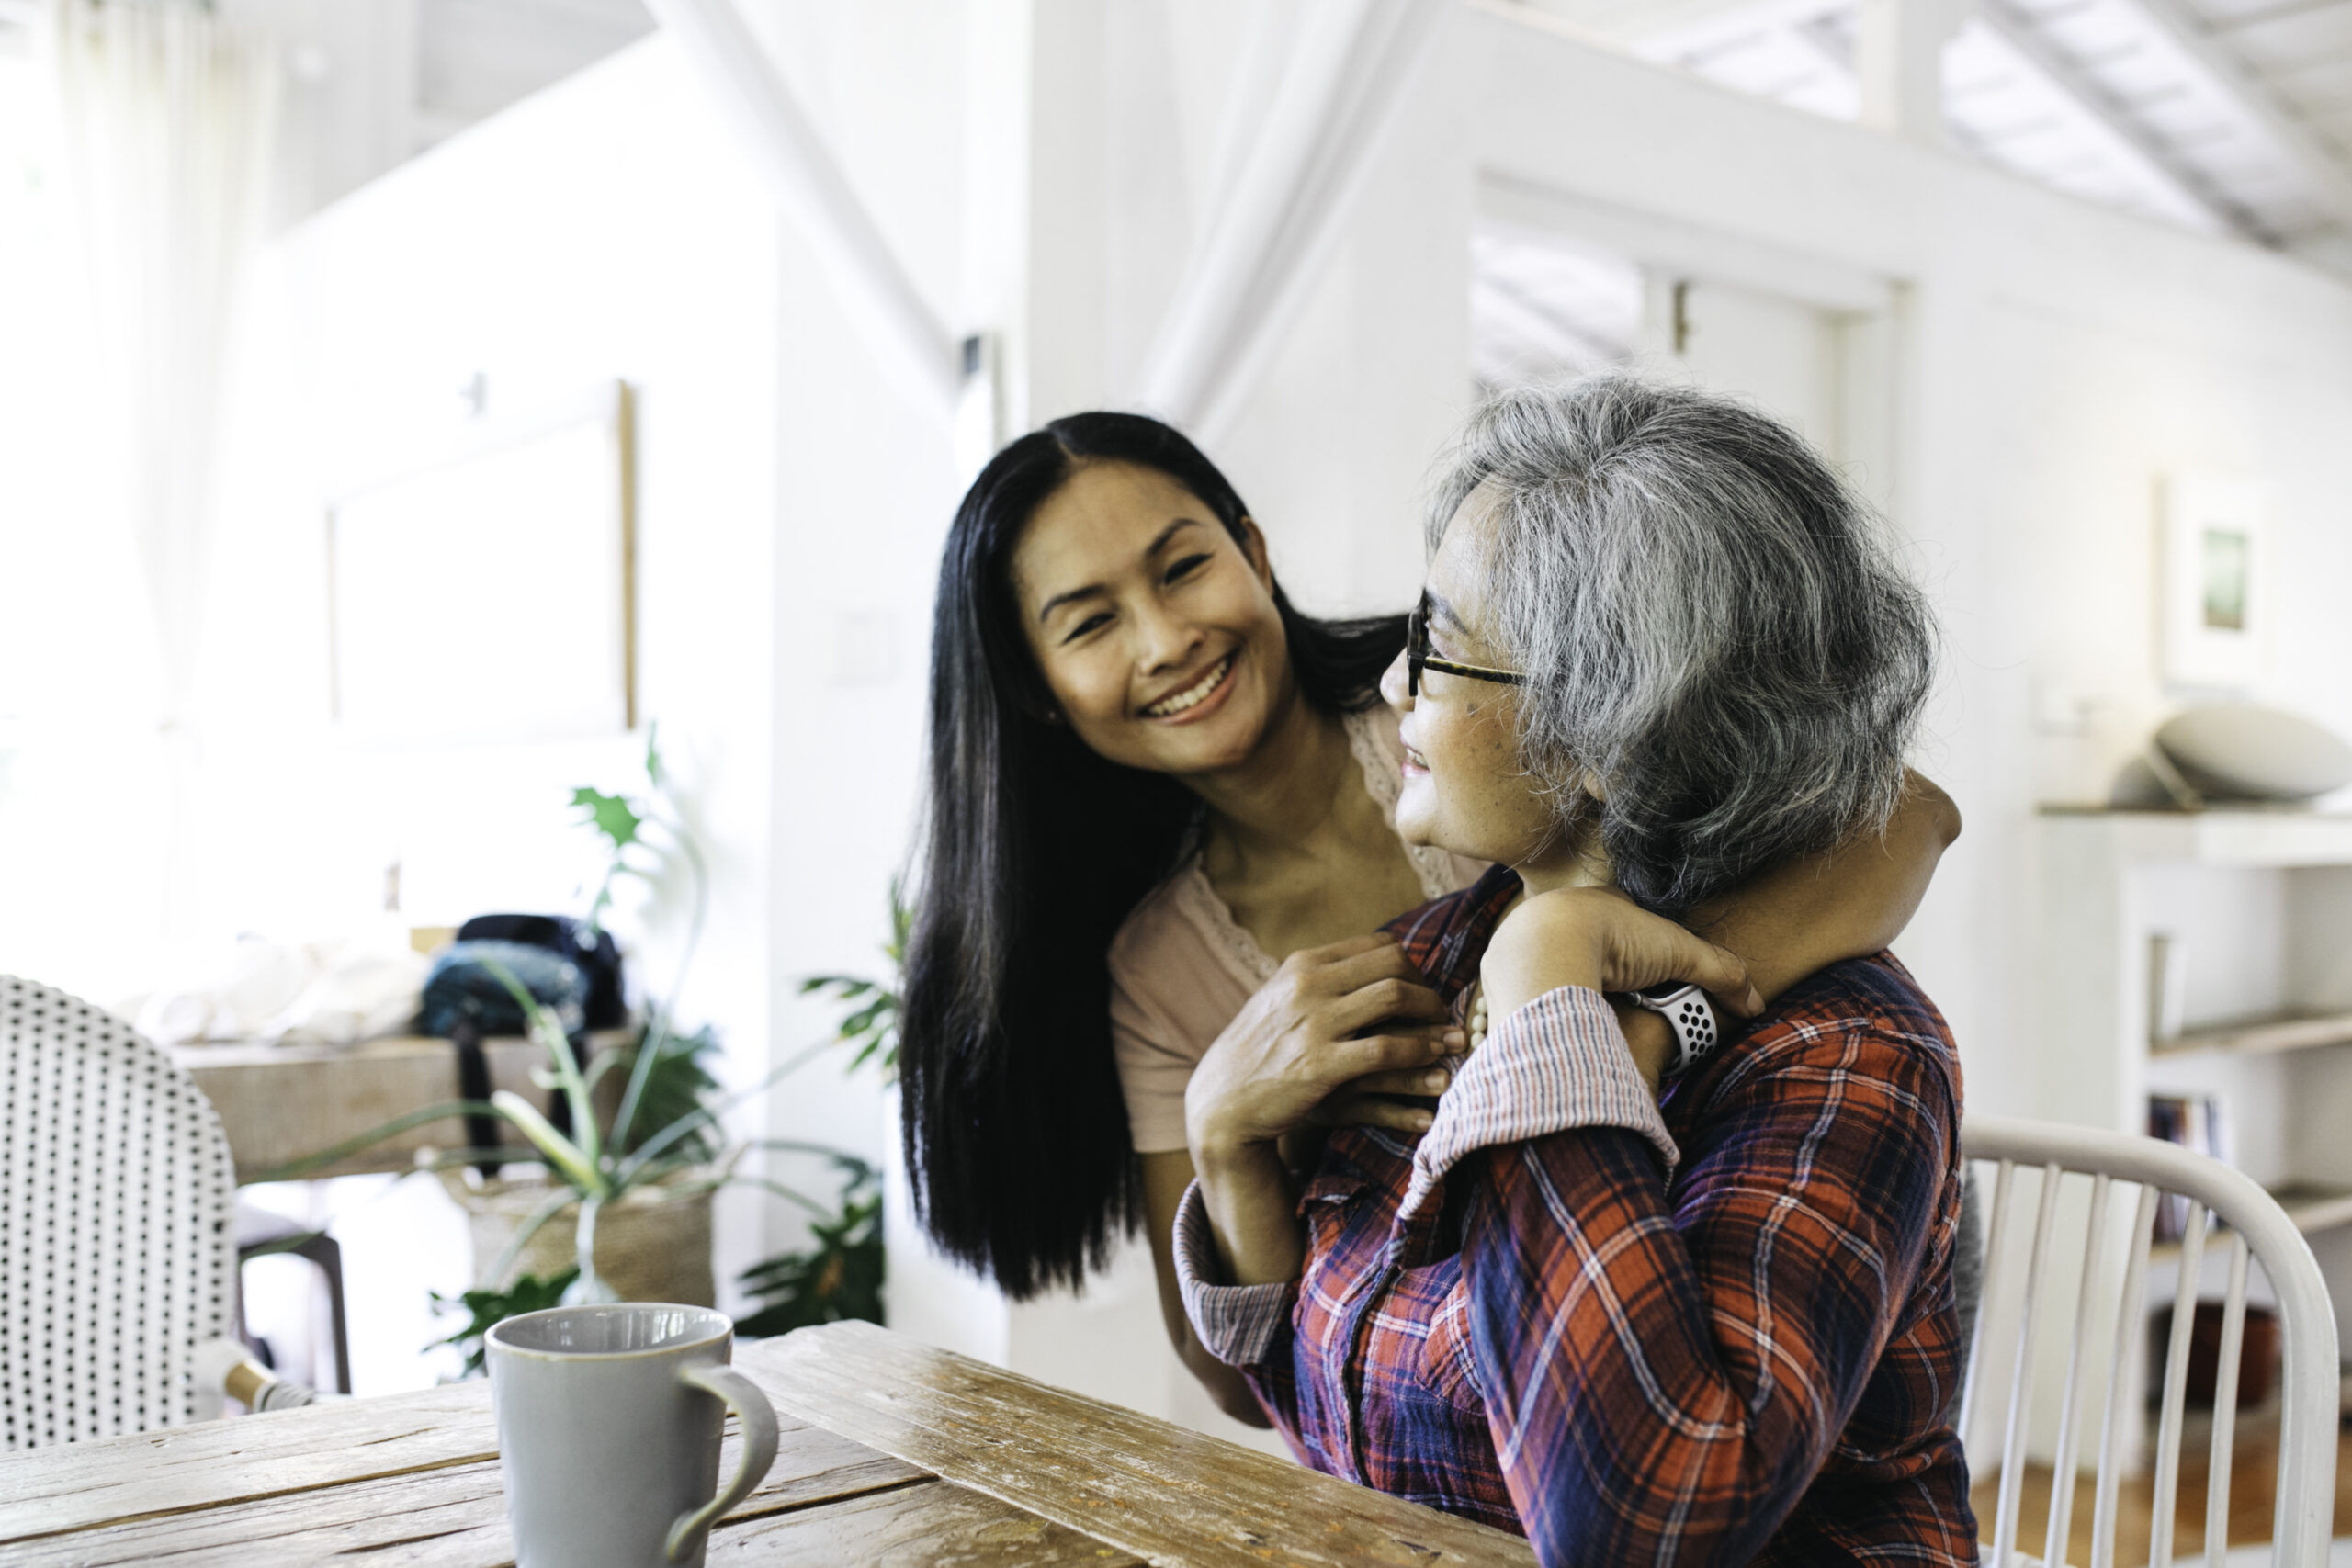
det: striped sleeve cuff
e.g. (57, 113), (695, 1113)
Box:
(1399, 985), (1679, 1224)
(1171, 1179), (1295, 1368)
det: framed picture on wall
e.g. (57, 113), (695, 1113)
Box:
(2160, 471), (2266, 691)
(328, 382), (637, 742)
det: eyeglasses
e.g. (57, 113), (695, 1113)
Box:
(1406, 592), (1524, 699)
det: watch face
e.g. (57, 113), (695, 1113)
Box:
(1637, 981), (1696, 1002)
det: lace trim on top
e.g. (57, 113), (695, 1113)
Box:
(1169, 707), (1457, 992)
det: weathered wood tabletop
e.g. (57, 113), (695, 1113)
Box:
(0, 1320), (1537, 1567)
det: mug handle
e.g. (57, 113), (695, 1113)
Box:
(664, 1364), (780, 1564)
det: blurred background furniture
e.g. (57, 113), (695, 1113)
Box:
(233, 1205), (351, 1396)
(1, 976), (237, 1447)
(1961, 1113), (2340, 1568)
(2035, 811), (2352, 1457)
(173, 1028), (632, 1184)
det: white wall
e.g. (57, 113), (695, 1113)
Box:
(738, 0), (963, 1219)
(194, 37), (791, 1387)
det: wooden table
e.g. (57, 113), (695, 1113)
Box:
(0, 1321), (1534, 1566)
(174, 1031), (631, 1184)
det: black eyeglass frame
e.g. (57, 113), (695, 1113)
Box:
(1407, 592), (1524, 698)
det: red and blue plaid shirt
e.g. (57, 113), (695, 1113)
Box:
(1176, 865), (1977, 1566)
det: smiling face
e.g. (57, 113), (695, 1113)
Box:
(1009, 459), (1297, 779)
(1380, 484), (1596, 883)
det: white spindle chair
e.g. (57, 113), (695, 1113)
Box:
(1960, 1114), (2341, 1568)
(1, 976), (237, 1447)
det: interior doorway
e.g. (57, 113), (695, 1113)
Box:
(1470, 219), (1900, 509)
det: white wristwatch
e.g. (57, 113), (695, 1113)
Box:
(1623, 982), (1722, 1077)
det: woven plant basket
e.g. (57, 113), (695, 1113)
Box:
(435, 1165), (716, 1307)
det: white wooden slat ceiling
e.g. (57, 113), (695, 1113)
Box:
(1511, 0), (2352, 273)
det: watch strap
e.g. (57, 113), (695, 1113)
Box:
(1623, 984), (1721, 1077)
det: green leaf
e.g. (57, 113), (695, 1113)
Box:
(608, 1022), (724, 1163)
(492, 1091), (608, 1197)
(482, 1184), (582, 1292)
(734, 1160), (883, 1338)
(886, 876), (911, 967)
(792, 884), (908, 1083)
(251, 1099), (508, 1182)
(749, 1140), (876, 1185)
(571, 786), (643, 851)
(612, 1034), (840, 1187)
(429, 1268), (579, 1379)
(481, 958), (603, 1175)
(724, 1174), (835, 1217)
(798, 975), (876, 999)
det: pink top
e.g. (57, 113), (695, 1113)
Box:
(1107, 705), (1485, 1154)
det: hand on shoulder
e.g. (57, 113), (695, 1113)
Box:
(1480, 886), (1762, 1043)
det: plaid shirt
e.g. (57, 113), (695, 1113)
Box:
(1176, 865), (1976, 1566)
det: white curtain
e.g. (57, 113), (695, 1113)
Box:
(53, 0), (277, 733)
(644, 0), (1448, 446)
(1132, 0), (1448, 445)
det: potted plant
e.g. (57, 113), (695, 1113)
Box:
(728, 884), (906, 1336)
(266, 732), (870, 1337)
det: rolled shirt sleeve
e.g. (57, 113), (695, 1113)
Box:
(1399, 985), (1678, 1226)
(1171, 1178), (1296, 1368)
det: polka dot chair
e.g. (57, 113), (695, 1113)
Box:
(1, 976), (236, 1448)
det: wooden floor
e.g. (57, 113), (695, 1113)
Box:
(1972, 1411), (2350, 1564)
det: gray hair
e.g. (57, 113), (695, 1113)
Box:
(1429, 374), (1936, 917)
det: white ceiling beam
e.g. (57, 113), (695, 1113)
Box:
(2101, 0), (2352, 230)
(1973, 0), (2244, 232)
(1857, 0), (1973, 141)
(642, 0), (961, 416)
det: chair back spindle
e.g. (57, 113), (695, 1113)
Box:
(1959, 1115), (2338, 1568)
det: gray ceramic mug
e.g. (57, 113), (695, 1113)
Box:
(487, 1303), (778, 1568)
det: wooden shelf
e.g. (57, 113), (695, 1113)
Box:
(2152, 1184), (2352, 1262)
(2271, 1184), (2352, 1235)
(173, 1027), (636, 1184)
(2038, 807), (2352, 868)
(2152, 1010), (2352, 1059)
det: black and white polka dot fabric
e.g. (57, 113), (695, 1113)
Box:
(1, 976), (236, 1449)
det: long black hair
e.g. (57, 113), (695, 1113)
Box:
(899, 412), (1405, 1299)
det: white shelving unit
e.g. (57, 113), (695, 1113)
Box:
(2021, 808), (2352, 1463)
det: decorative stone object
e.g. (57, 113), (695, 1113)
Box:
(2155, 703), (2352, 803)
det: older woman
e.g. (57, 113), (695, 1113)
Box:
(1177, 377), (1973, 1565)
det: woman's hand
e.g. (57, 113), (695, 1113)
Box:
(1186, 933), (1461, 1290)
(1482, 887), (1762, 1060)
(1186, 932), (1463, 1162)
